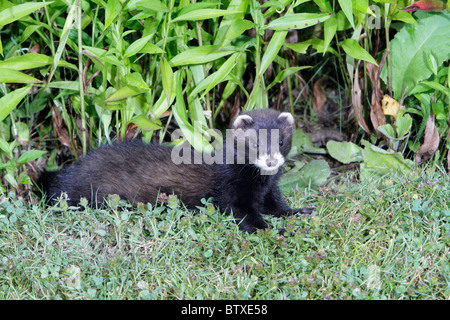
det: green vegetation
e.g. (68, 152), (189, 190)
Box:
(1, 168), (450, 299)
(0, 0), (449, 300)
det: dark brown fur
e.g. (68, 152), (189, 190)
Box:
(39, 109), (312, 232)
(40, 142), (215, 208)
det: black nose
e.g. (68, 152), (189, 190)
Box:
(266, 158), (278, 167)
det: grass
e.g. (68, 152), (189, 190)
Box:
(1, 0), (449, 301)
(1, 166), (450, 300)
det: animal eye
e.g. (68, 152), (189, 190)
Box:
(279, 139), (284, 146)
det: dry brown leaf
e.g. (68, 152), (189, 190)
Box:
(51, 106), (72, 150)
(367, 52), (387, 136)
(125, 123), (138, 140)
(51, 106), (83, 156)
(29, 43), (40, 54)
(351, 60), (371, 134)
(230, 94), (241, 125)
(448, 148), (450, 173)
(416, 111), (440, 163)
(312, 76), (328, 120)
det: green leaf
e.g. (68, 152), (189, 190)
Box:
(326, 141), (363, 164)
(213, 0), (250, 46)
(359, 140), (414, 180)
(169, 46), (237, 67)
(189, 52), (241, 98)
(377, 124), (396, 140)
(15, 121), (29, 145)
(126, 72), (149, 91)
(0, 138), (15, 158)
(290, 128), (326, 155)
(279, 159), (330, 193)
(425, 51), (438, 76)
(136, 0), (170, 12)
(432, 100), (446, 121)
(18, 171), (32, 185)
(0, 68), (41, 84)
(105, 0), (122, 29)
(266, 66), (311, 91)
(396, 114), (412, 138)
(262, 0), (295, 18)
(0, 1), (53, 27)
(203, 249), (213, 258)
(285, 39), (339, 56)
(188, 95), (208, 128)
(46, 81), (100, 95)
(173, 73), (213, 153)
(173, 77), (195, 142)
(381, 11), (450, 100)
(66, 265), (81, 290)
(138, 43), (165, 55)
(177, 2), (223, 17)
(161, 59), (174, 104)
(173, 75), (190, 128)
(4, 173), (18, 188)
(130, 115), (162, 131)
(340, 39), (377, 65)
(323, 14), (337, 54)
(83, 46), (122, 66)
(265, 13), (331, 30)
(0, 85), (32, 121)
(47, 2), (77, 85)
(259, 30), (287, 77)
(221, 19), (254, 45)
(335, 10), (352, 31)
(0, 138), (9, 154)
(172, 9), (242, 22)
(390, 9), (416, 24)
(151, 71), (179, 117)
(95, 229), (107, 237)
(314, 0), (333, 12)
(124, 34), (153, 58)
(105, 86), (147, 103)
(17, 149), (47, 166)
(0, 53), (53, 70)
(337, 0), (355, 29)
(20, 25), (43, 44)
(420, 81), (450, 99)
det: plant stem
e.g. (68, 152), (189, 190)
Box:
(78, 2), (87, 155)
(385, 3), (392, 96)
(195, 19), (213, 129)
(43, 0), (55, 56)
(92, 3), (99, 47)
(286, 60), (294, 114)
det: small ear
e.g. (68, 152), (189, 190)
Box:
(232, 114), (254, 129)
(278, 112), (294, 127)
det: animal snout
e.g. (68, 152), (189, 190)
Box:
(266, 157), (278, 168)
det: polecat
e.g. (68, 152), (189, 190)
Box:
(39, 109), (312, 233)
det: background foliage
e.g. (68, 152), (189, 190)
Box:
(0, 0), (449, 197)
